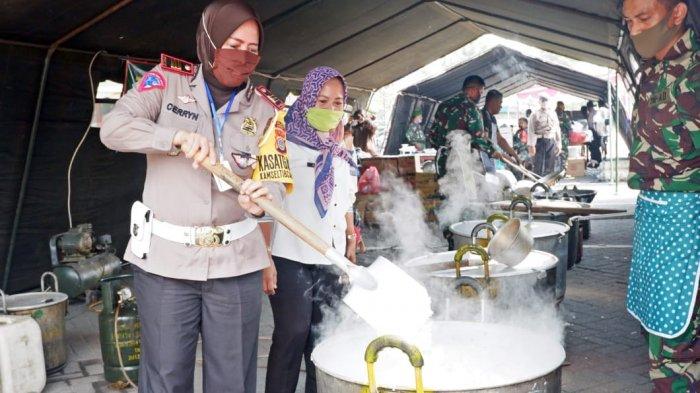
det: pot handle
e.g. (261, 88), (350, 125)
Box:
(364, 335), (424, 393)
(41, 271), (59, 292)
(454, 276), (486, 296)
(470, 222), (496, 245)
(529, 182), (551, 196)
(454, 244), (490, 281)
(509, 196), (533, 221)
(0, 289), (6, 314)
(486, 213), (509, 226)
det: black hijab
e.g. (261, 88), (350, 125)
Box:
(196, 0), (263, 107)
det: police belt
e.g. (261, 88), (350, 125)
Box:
(152, 217), (258, 247)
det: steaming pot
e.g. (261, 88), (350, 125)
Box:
(311, 321), (564, 392)
(405, 246), (558, 302)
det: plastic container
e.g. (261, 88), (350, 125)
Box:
(0, 314), (46, 393)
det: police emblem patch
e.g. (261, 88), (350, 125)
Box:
(241, 117), (257, 136)
(137, 71), (166, 92)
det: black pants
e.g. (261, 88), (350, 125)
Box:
(589, 130), (602, 164)
(534, 138), (557, 176)
(265, 257), (345, 393)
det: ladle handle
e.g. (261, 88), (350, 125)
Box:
(453, 244), (490, 280)
(470, 222), (496, 245)
(530, 182), (551, 196)
(509, 196), (533, 221)
(41, 271), (59, 292)
(364, 335), (424, 393)
(198, 160), (352, 277)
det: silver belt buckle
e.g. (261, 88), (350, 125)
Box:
(195, 226), (224, 247)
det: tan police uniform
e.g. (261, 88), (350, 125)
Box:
(101, 60), (286, 280)
(100, 55), (289, 393)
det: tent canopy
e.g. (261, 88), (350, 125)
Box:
(385, 45), (615, 154)
(1, 0), (631, 92)
(403, 45), (609, 103)
(1, 0), (635, 292)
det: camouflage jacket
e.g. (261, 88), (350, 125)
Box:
(405, 123), (426, 145)
(628, 29), (700, 192)
(556, 110), (572, 137)
(427, 93), (495, 155)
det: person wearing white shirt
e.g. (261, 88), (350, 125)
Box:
(527, 96), (562, 176)
(265, 67), (357, 393)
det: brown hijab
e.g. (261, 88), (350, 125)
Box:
(196, 0), (263, 107)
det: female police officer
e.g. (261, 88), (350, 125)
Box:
(100, 1), (287, 392)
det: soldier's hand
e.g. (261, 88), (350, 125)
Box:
(528, 146), (536, 157)
(174, 131), (217, 169)
(492, 151), (503, 160)
(238, 179), (272, 216)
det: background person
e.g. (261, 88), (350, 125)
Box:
(405, 108), (427, 150)
(427, 74), (501, 178)
(556, 101), (573, 170)
(354, 120), (380, 157)
(527, 96), (562, 176)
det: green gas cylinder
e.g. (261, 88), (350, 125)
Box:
(99, 274), (140, 384)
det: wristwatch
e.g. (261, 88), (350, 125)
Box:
(346, 233), (356, 240)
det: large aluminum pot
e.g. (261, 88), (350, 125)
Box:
(1, 272), (68, 373)
(312, 321), (565, 392)
(531, 184), (596, 239)
(450, 218), (569, 303)
(405, 246), (559, 302)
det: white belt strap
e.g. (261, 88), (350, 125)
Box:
(152, 217), (258, 247)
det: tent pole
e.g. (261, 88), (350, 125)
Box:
(607, 69), (613, 184)
(615, 72), (620, 193)
(2, 0), (133, 291)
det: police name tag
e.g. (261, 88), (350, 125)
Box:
(214, 161), (234, 192)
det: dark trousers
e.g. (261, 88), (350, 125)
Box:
(133, 266), (262, 393)
(265, 257), (345, 393)
(534, 138), (557, 176)
(589, 130), (602, 164)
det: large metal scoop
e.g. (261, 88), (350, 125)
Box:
(485, 197), (534, 267)
(200, 161), (377, 290)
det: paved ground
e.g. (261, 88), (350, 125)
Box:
(42, 176), (652, 392)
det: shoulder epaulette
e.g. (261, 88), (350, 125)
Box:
(255, 85), (285, 110)
(160, 53), (195, 77)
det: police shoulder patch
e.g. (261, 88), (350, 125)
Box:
(255, 86), (285, 110)
(160, 53), (195, 77)
(137, 71), (166, 92)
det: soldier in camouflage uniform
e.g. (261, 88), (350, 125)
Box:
(555, 101), (572, 169)
(623, 1), (700, 391)
(405, 108), (426, 150)
(427, 75), (501, 178)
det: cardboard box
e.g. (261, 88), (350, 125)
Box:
(360, 157), (399, 176)
(566, 158), (586, 177)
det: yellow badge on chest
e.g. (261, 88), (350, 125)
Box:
(241, 117), (257, 136)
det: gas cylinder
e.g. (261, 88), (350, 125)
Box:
(98, 274), (140, 384)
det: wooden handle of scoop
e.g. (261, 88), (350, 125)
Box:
(501, 156), (540, 181)
(201, 161), (331, 257)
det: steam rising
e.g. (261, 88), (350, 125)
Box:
(313, 131), (565, 385)
(436, 131), (502, 226)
